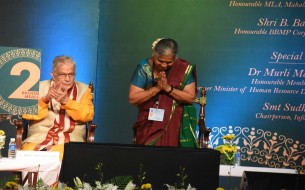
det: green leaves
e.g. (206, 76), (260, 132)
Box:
(105, 176), (133, 189)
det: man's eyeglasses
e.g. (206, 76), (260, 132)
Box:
(56, 73), (76, 78)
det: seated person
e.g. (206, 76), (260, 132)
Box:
(22, 55), (94, 161)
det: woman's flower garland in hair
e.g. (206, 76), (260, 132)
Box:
(151, 38), (164, 50)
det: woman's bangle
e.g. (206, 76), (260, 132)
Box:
(149, 87), (155, 97)
(167, 85), (174, 94)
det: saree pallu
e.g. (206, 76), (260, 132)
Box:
(133, 58), (197, 147)
(179, 104), (199, 148)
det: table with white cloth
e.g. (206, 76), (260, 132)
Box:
(219, 165), (300, 189)
(0, 157), (61, 187)
(219, 165), (297, 177)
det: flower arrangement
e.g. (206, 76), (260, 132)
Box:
(3, 181), (18, 190)
(0, 130), (6, 158)
(69, 163), (197, 190)
(0, 175), (20, 190)
(0, 163), (235, 190)
(0, 163), (197, 190)
(165, 166), (196, 190)
(215, 133), (237, 165)
(70, 162), (137, 190)
(72, 176), (136, 190)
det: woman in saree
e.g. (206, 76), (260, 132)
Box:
(129, 38), (198, 147)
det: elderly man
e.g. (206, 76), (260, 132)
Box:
(22, 55), (94, 159)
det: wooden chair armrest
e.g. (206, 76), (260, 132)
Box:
(15, 120), (23, 150)
(86, 122), (96, 143)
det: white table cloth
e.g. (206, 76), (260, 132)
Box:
(219, 165), (297, 177)
(0, 157), (61, 186)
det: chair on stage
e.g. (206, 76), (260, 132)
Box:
(13, 82), (97, 187)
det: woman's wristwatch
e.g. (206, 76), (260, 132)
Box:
(167, 85), (174, 94)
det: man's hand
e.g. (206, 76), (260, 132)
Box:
(43, 82), (69, 105)
(53, 84), (69, 105)
(42, 83), (59, 103)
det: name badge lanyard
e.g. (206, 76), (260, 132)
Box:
(152, 62), (160, 108)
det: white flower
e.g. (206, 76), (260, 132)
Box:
(83, 182), (93, 190)
(95, 181), (102, 189)
(101, 183), (118, 190)
(186, 184), (196, 190)
(124, 181), (136, 190)
(0, 135), (5, 149)
(164, 184), (196, 190)
(73, 178), (93, 190)
(57, 182), (69, 189)
(74, 177), (84, 189)
(0, 136), (5, 141)
(164, 184), (176, 190)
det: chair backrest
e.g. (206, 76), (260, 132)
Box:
(85, 81), (96, 143)
(15, 81), (96, 150)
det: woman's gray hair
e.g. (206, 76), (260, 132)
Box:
(153, 38), (178, 57)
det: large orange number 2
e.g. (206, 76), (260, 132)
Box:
(8, 62), (40, 99)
